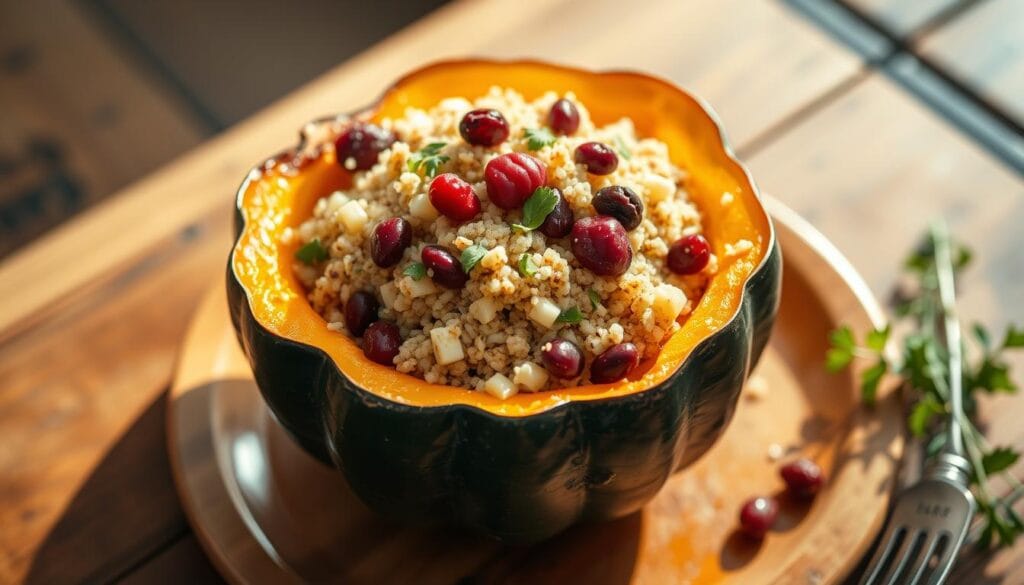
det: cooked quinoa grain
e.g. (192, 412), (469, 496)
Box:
(292, 87), (718, 393)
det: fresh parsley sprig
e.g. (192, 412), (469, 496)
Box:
(512, 187), (558, 232)
(460, 245), (487, 273)
(828, 223), (1024, 548)
(523, 128), (556, 150)
(295, 239), (329, 264)
(407, 142), (450, 178)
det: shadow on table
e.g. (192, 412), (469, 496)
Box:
(24, 391), (220, 585)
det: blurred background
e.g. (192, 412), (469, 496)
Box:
(1, 0), (1020, 259)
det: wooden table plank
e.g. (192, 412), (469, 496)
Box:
(842, 0), (964, 34)
(0, 0), (860, 342)
(917, 0), (1024, 128)
(746, 72), (1024, 581)
(116, 534), (223, 585)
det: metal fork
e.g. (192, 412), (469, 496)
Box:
(859, 221), (976, 585)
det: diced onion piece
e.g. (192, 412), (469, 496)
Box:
(642, 174), (676, 202)
(469, 297), (499, 324)
(338, 200), (368, 234)
(652, 283), (687, 322)
(484, 373), (518, 400)
(380, 282), (399, 309)
(409, 193), (439, 220)
(430, 327), (465, 365)
(513, 362), (549, 392)
(529, 297), (562, 328)
(406, 276), (438, 298)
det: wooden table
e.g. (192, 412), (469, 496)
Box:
(1, 0), (1021, 582)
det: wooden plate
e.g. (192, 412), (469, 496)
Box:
(167, 199), (904, 584)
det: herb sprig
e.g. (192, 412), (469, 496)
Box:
(523, 128), (556, 150)
(828, 223), (1024, 548)
(295, 239), (328, 264)
(512, 187), (558, 232)
(407, 142), (450, 178)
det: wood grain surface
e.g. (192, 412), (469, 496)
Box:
(0, 0), (1021, 583)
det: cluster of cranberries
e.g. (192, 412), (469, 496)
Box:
(342, 290), (401, 366)
(738, 458), (825, 539)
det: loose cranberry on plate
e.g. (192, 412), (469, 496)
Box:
(363, 320), (401, 365)
(484, 152), (547, 210)
(334, 122), (396, 171)
(574, 142), (618, 175)
(780, 458), (824, 499)
(538, 188), (574, 238)
(540, 338), (585, 378)
(370, 217), (412, 267)
(429, 173), (481, 223)
(548, 99), (580, 135)
(459, 109), (509, 147)
(570, 216), (633, 276)
(421, 245), (469, 289)
(739, 496), (779, 539)
(344, 291), (379, 337)
(593, 185), (644, 231)
(667, 234), (710, 275)
(590, 343), (640, 383)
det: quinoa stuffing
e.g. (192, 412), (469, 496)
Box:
(288, 88), (726, 396)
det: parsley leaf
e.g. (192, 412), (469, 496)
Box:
(403, 262), (426, 280)
(295, 239), (328, 264)
(555, 306), (583, 324)
(460, 245), (487, 273)
(982, 447), (1020, 475)
(908, 395), (943, 436)
(860, 360), (887, 406)
(407, 142), (450, 178)
(1003, 324), (1024, 349)
(825, 325), (855, 372)
(866, 325), (890, 352)
(588, 288), (601, 310)
(518, 253), (537, 277)
(523, 127), (556, 150)
(512, 187), (558, 232)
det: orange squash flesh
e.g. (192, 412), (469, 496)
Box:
(232, 60), (771, 417)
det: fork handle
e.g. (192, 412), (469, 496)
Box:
(931, 220), (965, 457)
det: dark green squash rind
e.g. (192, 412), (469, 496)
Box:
(228, 196), (781, 541)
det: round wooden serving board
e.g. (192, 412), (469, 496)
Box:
(168, 200), (904, 584)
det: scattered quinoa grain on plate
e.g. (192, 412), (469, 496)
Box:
(291, 87), (718, 395)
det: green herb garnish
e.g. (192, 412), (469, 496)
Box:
(518, 253), (538, 277)
(614, 135), (632, 160)
(403, 262), (426, 280)
(588, 289), (602, 310)
(460, 245), (488, 273)
(295, 239), (328, 264)
(512, 187), (558, 232)
(407, 142), (450, 178)
(523, 127), (556, 150)
(828, 223), (1024, 548)
(556, 306), (583, 324)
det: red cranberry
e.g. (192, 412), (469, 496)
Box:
(574, 142), (618, 175)
(539, 188), (574, 238)
(667, 234), (711, 275)
(344, 291), (379, 337)
(421, 245), (468, 289)
(570, 216), (633, 276)
(370, 217), (412, 267)
(780, 458), (824, 499)
(459, 109), (509, 147)
(334, 122), (396, 171)
(363, 320), (401, 365)
(590, 343), (640, 383)
(593, 185), (644, 231)
(739, 497), (779, 539)
(547, 99), (580, 135)
(429, 173), (481, 223)
(540, 339), (585, 378)
(484, 153), (547, 210)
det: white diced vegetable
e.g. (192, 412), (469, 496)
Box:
(409, 193), (439, 220)
(529, 297), (562, 328)
(642, 174), (676, 202)
(406, 276), (438, 298)
(652, 283), (687, 322)
(380, 282), (399, 309)
(483, 373), (518, 400)
(469, 297), (499, 324)
(430, 327), (465, 365)
(337, 200), (368, 234)
(513, 362), (549, 392)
